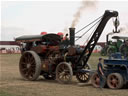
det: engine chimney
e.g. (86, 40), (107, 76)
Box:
(69, 28), (75, 45)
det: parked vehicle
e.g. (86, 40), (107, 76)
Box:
(91, 52), (128, 89)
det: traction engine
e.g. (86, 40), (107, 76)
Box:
(16, 10), (118, 83)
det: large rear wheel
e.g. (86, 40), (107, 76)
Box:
(19, 51), (41, 81)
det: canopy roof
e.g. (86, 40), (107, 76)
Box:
(15, 34), (61, 43)
(112, 36), (128, 40)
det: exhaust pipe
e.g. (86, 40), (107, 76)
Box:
(69, 28), (75, 45)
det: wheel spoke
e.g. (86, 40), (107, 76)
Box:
(21, 68), (28, 72)
(23, 56), (28, 63)
(58, 67), (64, 73)
(21, 62), (27, 65)
(84, 75), (87, 80)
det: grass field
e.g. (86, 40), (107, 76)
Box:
(0, 54), (128, 96)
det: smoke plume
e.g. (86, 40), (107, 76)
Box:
(119, 24), (128, 33)
(71, 0), (97, 27)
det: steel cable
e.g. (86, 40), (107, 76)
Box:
(75, 18), (101, 42)
(75, 15), (103, 34)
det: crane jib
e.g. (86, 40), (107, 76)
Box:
(77, 10), (118, 69)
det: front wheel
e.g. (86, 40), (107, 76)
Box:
(56, 62), (73, 84)
(76, 63), (91, 83)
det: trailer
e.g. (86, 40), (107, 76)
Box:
(91, 52), (128, 89)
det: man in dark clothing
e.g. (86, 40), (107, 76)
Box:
(97, 58), (105, 88)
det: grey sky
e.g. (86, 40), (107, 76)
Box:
(1, 0), (128, 45)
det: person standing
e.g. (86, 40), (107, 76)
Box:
(97, 58), (105, 88)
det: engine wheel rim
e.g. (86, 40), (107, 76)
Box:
(56, 63), (72, 83)
(20, 52), (36, 80)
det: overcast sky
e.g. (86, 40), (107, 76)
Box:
(1, 0), (128, 44)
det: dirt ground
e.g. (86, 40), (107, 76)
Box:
(0, 54), (128, 96)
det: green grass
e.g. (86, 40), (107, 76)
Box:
(88, 53), (107, 69)
(0, 91), (16, 96)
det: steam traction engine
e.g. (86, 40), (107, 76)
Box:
(16, 10), (118, 83)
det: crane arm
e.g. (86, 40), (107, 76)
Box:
(77, 10), (118, 68)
